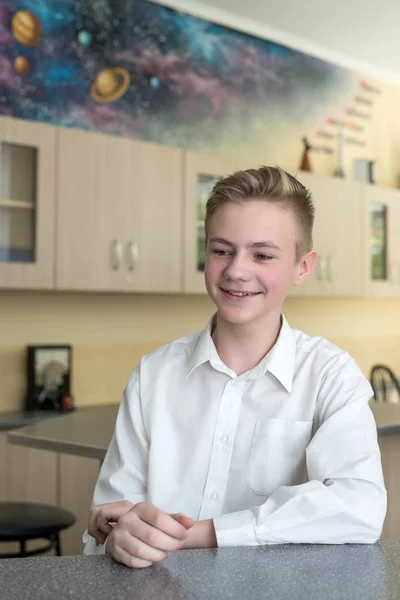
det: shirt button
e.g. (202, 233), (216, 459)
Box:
(211, 492), (218, 500)
(220, 434), (228, 443)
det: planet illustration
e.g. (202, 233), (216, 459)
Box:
(90, 67), (131, 103)
(14, 55), (31, 75)
(11, 10), (42, 47)
(77, 30), (92, 47)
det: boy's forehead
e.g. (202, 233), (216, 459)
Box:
(209, 200), (297, 236)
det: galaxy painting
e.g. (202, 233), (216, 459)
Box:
(0, 0), (393, 171)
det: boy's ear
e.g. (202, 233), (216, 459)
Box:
(293, 250), (317, 287)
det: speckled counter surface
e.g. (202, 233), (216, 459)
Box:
(1, 543), (399, 600)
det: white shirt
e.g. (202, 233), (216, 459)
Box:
(83, 315), (387, 554)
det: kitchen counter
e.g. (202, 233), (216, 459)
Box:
(1, 543), (400, 600)
(8, 405), (118, 460)
(0, 409), (57, 431)
(7, 401), (400, 460)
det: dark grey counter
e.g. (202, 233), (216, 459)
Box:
(8, 405), (118, 460)
(1, 543), (399, 600)
(0, 410), (57, 431)
(7, 401), (400, 460)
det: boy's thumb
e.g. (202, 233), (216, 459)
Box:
(171, 513), (195, 529)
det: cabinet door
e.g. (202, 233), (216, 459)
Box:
(59, 454), (100, 556)
(56, 127), (132, 291)
(123, 138), (183, 293)
(0, 437), (57, 556)
(362, 185), (400, 297)
(0, 116), (56, 289)
(289, 173), (363, 298)
(183, 151), (237, 293)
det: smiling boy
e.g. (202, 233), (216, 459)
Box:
(84, 166), (386, 567)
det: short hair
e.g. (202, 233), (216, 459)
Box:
(204, 166), (315, 262)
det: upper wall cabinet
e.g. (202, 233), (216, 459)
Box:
(56, 127), (183, 293)
(0, 116), (56, 289)
(362, 184), (400, 297)
(289, 173), (364, 298)
(183, 150), (237, 293)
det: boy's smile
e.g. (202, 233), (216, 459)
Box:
(204, 198), (314, 328)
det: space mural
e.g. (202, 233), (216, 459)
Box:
(0, 0), (399, 180)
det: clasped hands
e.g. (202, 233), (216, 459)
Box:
(88, 500), (217, 568)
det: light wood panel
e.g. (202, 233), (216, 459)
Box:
(56, 128), (183, 293)
(123, 137), (183, 293)
(59, 454), (100, 555)
(0, 116), (56, 289)
(379, 434), (400, 540)
(56, 128), (131, 291)
(0, 438), (57, 556)
(289, 173), (363, 298)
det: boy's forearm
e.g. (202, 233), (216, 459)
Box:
(183, 519), (218, 549)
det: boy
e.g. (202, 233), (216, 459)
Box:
(84, 166), (386, 567)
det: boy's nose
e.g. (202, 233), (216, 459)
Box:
(223, 256), (252, 282)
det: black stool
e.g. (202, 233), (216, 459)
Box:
(0, 502), (76, 558)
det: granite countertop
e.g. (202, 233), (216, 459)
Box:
(1, 543), (400, 600)
(6, 401), (400, 460)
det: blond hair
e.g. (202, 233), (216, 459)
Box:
(204, 166), (314, 261)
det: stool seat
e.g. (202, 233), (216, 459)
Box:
(0, 503), (76, 542)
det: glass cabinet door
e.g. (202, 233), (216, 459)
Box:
(0, 117), (56, 289)
(183, 150), (236, 293)
(363, 184), (400, 297)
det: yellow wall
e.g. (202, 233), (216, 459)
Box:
(1, 290), (399, 412)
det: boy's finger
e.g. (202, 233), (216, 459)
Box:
(171, 513), (195, 529)
(88, 501), (133, 540)
(134, 503), (189, 540)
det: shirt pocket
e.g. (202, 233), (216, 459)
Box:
(246, 418), (313, 496)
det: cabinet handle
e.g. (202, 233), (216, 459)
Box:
(317, 256), (325, 281)
(126, 241), (138, 272)
(326, 256), (334, 281)
(110, 240), (122, 271)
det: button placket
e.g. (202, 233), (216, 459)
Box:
(198, 379), (244, 520)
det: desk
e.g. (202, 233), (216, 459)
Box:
(1, 543), (400, 600)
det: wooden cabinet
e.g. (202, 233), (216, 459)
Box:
(362, 184), (400, 297)
(56, 127), (183, 293)
(183, 150), (237, 293)
(0, 433), (57, 555)
(59, 454), (100, 556)
(378, 433), (400, 540)
(1, 434), (100, 556)
(0, 116), (57, 289)
(289, 173), (363, 298)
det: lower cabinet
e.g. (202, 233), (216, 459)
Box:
(378, 434), (400, 540)
(0, 433), (57, 556)
(59, 454), (100, 555)
(0, 434), (101, 556)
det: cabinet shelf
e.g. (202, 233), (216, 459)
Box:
(0, 199), (35, 210)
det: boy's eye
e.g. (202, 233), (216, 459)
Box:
(212, 249), (231, 256)
(256, 254), (274, 261)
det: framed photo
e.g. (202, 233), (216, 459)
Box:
(26, 345), (73, 411)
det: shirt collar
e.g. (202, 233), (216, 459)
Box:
(186, 314), (296, 393)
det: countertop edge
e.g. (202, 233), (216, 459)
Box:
(7, 432), (106, 460)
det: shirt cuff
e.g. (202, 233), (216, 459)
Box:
(213, 509), (257, 547)
(82, 530), (107, 555)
